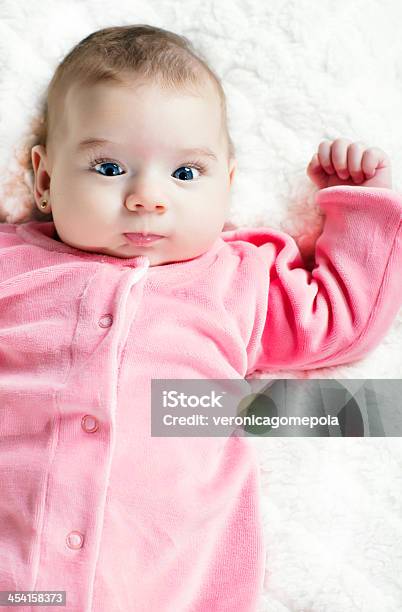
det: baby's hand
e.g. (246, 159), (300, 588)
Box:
(307, 138), (392, 190)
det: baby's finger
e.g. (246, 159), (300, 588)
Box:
(361, 147), (387, 178)
(347, 142), (366, 183)
(330, 138), (353, 180)
(317, 141), (335, 174)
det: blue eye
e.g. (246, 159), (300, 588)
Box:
(172, 166), (201, 181)
(92, 161), (124, 177)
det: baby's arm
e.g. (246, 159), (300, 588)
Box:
(247, 139), (402, 374)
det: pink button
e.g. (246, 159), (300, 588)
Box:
(81, 415), (99, 433)
(98, 314), (113, 328)
(66, 531), (84, 549)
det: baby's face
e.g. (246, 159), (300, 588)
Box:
(31, 78), (236, 265)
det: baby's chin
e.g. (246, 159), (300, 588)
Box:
(60, 236), (214, 266)
(139, 248), (206, 267)
(116, 238), (215, 266)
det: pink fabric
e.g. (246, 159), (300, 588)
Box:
(0, 185), (401, 611)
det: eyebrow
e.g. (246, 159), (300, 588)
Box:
(76, 138), (218, 161)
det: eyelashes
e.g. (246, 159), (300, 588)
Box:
(86, 155), (208, 178)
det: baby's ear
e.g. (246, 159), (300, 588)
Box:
(228, 158), (237, 187)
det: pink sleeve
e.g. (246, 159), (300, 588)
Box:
(247, 186), (402, 374)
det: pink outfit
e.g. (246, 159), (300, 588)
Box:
(1, 185), (401, 611)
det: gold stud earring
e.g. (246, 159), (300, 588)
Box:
(40, 199), (48, 209)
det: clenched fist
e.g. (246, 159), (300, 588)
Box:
(307, 138), (392, 189)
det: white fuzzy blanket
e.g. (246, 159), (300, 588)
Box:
(0, 1), (401, 609)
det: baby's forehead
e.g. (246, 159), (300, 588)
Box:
(58, 77), (224, 148)
(71, 76), (220, 109)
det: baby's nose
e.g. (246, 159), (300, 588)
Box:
(125, 196), (167, 214)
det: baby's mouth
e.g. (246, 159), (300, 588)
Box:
(124, 232), (164, 246)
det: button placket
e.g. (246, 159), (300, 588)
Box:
(65, 267), (147, 554)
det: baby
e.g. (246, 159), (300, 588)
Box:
(1, 24), (402, 612)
